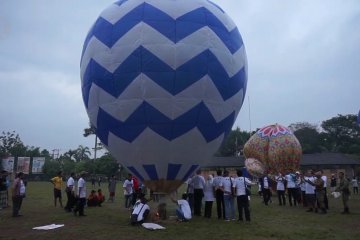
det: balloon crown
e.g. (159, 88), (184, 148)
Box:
(257, 124), (292, 138)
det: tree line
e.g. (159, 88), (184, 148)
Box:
(1, 114), (359, 177)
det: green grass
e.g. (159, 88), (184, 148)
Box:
(1, 182), (359, 240)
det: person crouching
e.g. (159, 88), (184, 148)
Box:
(130, 193), (150, 225)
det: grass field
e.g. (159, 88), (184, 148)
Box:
(0, 181), (359, 240)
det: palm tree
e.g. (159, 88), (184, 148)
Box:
(74, 145), (91, 162)
(63, 149), (77, 161)
(83, 124), (102, 161)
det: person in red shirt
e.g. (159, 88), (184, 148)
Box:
(97, 189), (105, 206)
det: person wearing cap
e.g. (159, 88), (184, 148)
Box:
(73, 172), (87, 216)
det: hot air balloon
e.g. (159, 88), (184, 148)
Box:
(81, 0), (248, 193)
(243, 124), (302, 175)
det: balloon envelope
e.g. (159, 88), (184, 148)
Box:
(81, 0), (248, 193)
(243, 124), (302, 175)
(244, 158), (265, 178)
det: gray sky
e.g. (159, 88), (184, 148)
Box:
(0, 0), (359, 154)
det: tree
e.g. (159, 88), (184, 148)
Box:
(83, 124), (102, 161)
(0, 131), (26, 158)
(288, 122), (322, 153)
(74, 145), (91, 162)
(95, 153), (119, 176)
(63, 149), (77, 161)
(42, 159), (61, 178)
(217, 128), (250, 156)
(321, 114), (360, 153)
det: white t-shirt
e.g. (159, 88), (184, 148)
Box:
(203, 180), (215, 201)
(213, 176), (223, 190)
(304, 176), (315, 194)
(132, 201), (150, 222)
(233, 177), (252, 196)
(222, 176), (233, 195)
(177, 199), (192, 220)
(67, 177), (75, 190)
(276, 177), (285, 191)
(285, 174), (296, 188)
(321, 176), (327, 188)
(263, 176), (269, 189)
(77, 177), (86, 198)
(191, 175), (205, 189)
(123, 179), (133, 195)
(20, 180), (26, 196)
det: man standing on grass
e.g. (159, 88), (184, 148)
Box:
(64, 172), (75, 212)
(50, 171), (63, 208)
(213, 170), (225, 219)
(191, 169), (205, 217)
(74, 171), (87, 216)
(12, 172), (24, 217)
(335, 172), (351, 214)
(123, 174), (133, 209)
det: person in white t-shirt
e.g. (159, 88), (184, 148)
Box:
(320, 170), (329, 210)
(171, 193), (192, 222)
(275, 173), (286, 206)
(303, 170), (316, 212)
(233, 170), (253, 222)
(130, 193), (150, 225)
(213, 170), (225, 219)
(65, 172), (75, 212)
(123, 174), (134, 209)
(285, 172), (298, 206)
(74, 172), (87, 216)
(221, 170), (235, 221)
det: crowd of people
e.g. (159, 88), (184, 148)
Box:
(2, 168), (358, 226)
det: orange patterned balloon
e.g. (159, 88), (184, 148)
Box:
(243, 124), (302, 175)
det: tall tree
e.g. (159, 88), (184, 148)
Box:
(321, 114), (360, 153)
(83, 124), (102, 161)
(0, 131), (26, 158)
(288, 122), (322, 153)
(74, 145), (91, 162)
(217, 128), (250, 156)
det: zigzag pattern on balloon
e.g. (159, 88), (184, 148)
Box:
(96, 102), (235, 144)
(86, 77), (244, 124)
(82, 1), (240, 50)
(82, 47), (247, 108)
(81, 23), (245, 80)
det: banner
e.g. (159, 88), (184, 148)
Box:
(2, 157), (15, 172)
(32, 157), (45, 174)
(17, 157), (30, 174)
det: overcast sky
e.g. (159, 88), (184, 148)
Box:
(0, 0), (359, 155)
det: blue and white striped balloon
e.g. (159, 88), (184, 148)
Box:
(81, 0), (248, 193)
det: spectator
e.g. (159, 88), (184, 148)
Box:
(50, 171), (63, 208)
(222, 170), (235, 221)
(191, 169), (205, 216)
(64, 172), (76, 212)
(351, 177), (358, 195)
(12, 172), (25, 217)
(213, 170), (225, 219)
(275, 173), (286, 206)
(97, 189), (105, 206)
(87, 190), (98, 207)
(203, 174), (215, 218)
(233, 169), (253, 222)
(131, 193), (150, 225)
(123, 174), (133, 209)
(73, 171), (87, 216)
(171, 193), (192, 222)
(108, 175), (117, 203)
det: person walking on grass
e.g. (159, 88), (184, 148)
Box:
(351, 177), (358, 195)
(50, 171), (63, 208)
(123, 174), (133, 209)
